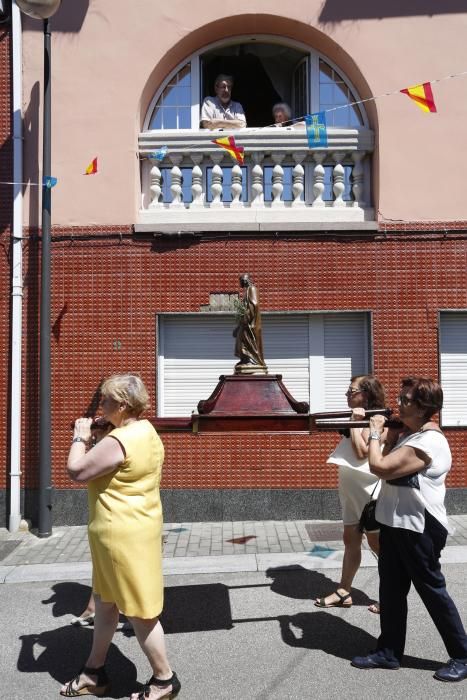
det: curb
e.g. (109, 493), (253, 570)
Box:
(2, 544), (467, 584)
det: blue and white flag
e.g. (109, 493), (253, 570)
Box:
(305, 112), (327, 148)
(43, 176), (58, 189)
(149, 145), (168, 161)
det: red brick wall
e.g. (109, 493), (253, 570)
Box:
(12, 229), (467, 492)
(0, 24), (12, 491)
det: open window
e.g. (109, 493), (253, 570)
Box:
(145, 39), (367, 130)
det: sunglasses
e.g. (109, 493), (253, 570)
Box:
(346, 388), (363, 396)
(397, 395), (413, 406)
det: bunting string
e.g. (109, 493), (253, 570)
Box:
(140, 68), (467, 158)
(1, 69), (467, 187)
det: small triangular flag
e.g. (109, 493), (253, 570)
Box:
(43, 176), (58, 189)
(84, 157), (98, 175)
(400, 82), (437, 113)
(149, 146), (168, 161)
(212, 136), (244, 164)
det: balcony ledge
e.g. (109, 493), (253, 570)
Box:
(138, 127), (375, 233)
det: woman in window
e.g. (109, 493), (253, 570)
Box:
(60, 374), (180, 700)
(315, 375), (387, 612)
(352, 377), (467, 682)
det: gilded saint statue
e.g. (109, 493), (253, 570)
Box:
(233, 274), (268, 374)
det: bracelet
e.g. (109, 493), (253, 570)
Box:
(369, 431), (381, 441)
(72, 436), (86, 444)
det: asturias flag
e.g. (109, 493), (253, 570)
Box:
(85, 157), (98, 175)
(400, 82), (437, 113)
(305, 112), (328, 148)
(212, 136), (244, 164)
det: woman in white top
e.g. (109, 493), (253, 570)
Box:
(315, 375), (387, 611)
(352, 377), (467, 683)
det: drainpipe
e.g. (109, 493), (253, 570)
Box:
(9, 0), (23, 532)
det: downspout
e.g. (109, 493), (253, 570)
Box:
(9, 0), (23, 532)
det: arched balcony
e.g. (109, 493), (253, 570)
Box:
(136, 38), (375, 232)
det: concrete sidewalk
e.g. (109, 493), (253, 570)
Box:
(1, 514), (467, 583)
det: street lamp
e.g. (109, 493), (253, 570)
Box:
(16, 0), (62, 537)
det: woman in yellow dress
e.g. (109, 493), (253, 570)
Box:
(60, 374), (180, 700)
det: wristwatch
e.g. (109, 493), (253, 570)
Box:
(369, 431), (381, 440)
(72, 436), (85, 444)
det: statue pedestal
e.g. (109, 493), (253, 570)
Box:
(192, 374), (309, 433)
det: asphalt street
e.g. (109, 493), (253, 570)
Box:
(2, 563), (466, 699)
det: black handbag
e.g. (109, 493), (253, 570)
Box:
(387, 473), (420, 489)
(358, 481), (380, 533)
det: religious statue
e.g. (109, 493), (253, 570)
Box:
(233, 274), (268, 374)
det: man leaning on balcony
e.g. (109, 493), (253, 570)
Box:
(200, 74), (247, 130)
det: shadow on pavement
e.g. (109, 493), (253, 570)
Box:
(42, 581), (93, 618)
(161, 582), (233, 633)
(277, 612), (440, 670)
(265, 565), (376, 607)
(17, 627), (137, 698)
(15, 581), (139, 697)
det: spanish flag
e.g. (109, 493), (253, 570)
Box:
(212, 136), (244, 164)
(400, 82), (437, 113)
(84, 157), (98, 175)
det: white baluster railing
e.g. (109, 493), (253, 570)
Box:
(190, 154), (204, 208)
(230, 164), (243, 208)
(169, 154), (183, 209)
(332, 152), (346, 208)
(149, 164), (162, 209)
(251, 152), (264, 208)
(210, 154), (223, 209)
(138, 127), (375, 230)
(292, 152), (306, 208)
(271, 153), (285, 208)
(311, 152), (325, 208)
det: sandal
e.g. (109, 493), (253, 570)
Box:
(368, 602), (380, 614)
(70, 613), (95, 627)
(135, 672), (181, 699)
(315, 591), (352, 608)
(60, 665), (110, 697)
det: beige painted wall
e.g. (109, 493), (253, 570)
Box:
(21, 1), (467, 225)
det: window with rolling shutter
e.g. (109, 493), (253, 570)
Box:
(157, 312), (370, 417)
(439, 312), (467, 427)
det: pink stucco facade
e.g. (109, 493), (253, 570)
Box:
(20, 1), (467, 227)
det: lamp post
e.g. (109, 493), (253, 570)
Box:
(16, 0), (62, 537)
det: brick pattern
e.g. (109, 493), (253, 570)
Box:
(8, 230), (467, 492)
(0, 25), (12, 491)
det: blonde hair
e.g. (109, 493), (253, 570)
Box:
(100, 373), (149, 416)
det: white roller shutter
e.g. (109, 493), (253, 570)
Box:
(439, 312), (467, 426)
(158, 312), (369, 416)
(262, 315), (309, 403)
(160, 315), (234, 416)
(324, 314), (369, 411)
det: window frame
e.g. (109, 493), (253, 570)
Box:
(438, 309), (467, 428)
(156, 310), (372, 417)
(143, 35), (369, 131)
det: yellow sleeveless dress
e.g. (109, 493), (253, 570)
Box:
(87, 419), (165, 619)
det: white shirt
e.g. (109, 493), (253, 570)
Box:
(200, 97), (246, 126)
(327, 432), (370, 471)
(376, 430), (453, 533)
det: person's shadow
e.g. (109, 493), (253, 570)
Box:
(265, 565), (376, 607)
(267, 567), (440, 671)
(17, 582), (138, 698)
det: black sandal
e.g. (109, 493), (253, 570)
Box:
(314, 591), (352, 608)
(60, 665), (110, 697)
(137, 672), (181, 699)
